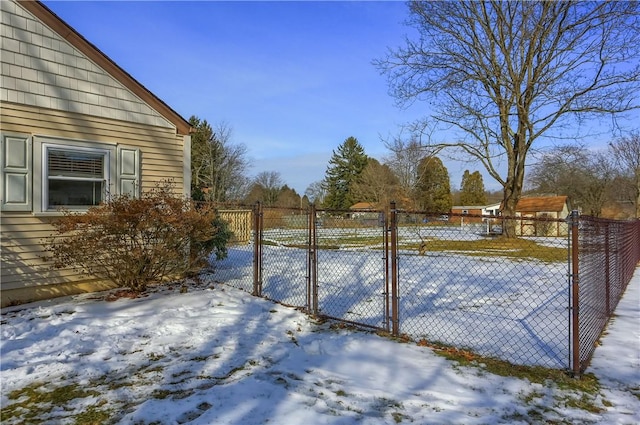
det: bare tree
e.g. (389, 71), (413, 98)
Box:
(304, 180), (326, 206)
(251, 171), (284, 207)
(382, 131), (442, 208)
(209, 122), (250, 202)
(382, 135), (424, 198)
(351, 158), (401, 208)
(376, 1), (640, 236)
(583, 151), (617, 217)
(609, 132), (640, 218)
(190, 117), (250, 202)
(527, 144), (615, 217)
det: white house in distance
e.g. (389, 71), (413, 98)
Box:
(1, 0), (192, 307)
(449, 203), (502, 232)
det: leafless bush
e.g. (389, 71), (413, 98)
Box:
(44, 183), (232, 292)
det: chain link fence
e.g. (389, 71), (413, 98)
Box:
(395, 210), (570, 369)
(574, 215), (640, 373)
(208, 202), (640, 375)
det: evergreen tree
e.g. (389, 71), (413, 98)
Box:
(190, 116), (214, 195)
(323, 137), (368, 210)
(415, 156), (452, 213)
(459, 170), (487, 205)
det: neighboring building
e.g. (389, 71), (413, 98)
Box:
(451, 205), (478, 223)
(450, 202), (502, 225)
(1, 0), (192, 306)
(513, 196), (570, 237)
(349, 202), (378, 220)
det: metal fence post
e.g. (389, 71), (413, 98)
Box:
(253, 201), (263, 297)
(570, 209), (580, 376)
(390, 201), (399, 336)
(307, 204), (318, 315)
(604, 221), (611, 315)
(306, 204), (312, 314)
(384, 210), (390, 332)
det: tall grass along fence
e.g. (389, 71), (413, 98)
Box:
(210, 202), (640, 376)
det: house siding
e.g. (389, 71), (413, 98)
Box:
(1, 104), (187, 306)
(450, 207), (484, 224)
(1, 103), (185, 191)
(1, 214), (90, 289)
(515, 202), (570, 237)
(1, 0), (189, 307)
(1, 0), (174, 129)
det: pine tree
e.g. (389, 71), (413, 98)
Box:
(323, 137), (368, 210)
(415, 156), (452, 213)
(190, 116), (214, 196)
(459, 170), (487, 205)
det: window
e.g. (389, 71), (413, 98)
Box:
(44, 146), (109, 209)
(1, 133), (140, 213)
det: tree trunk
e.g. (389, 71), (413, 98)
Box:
(501, 147), (527, 238)
(502, 184), (518, 238)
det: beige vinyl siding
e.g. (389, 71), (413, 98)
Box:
(1, 213), (102, 292)
(1, 103), (185, 306)
(1, 0), (190, 306)
(1, 102), (184, 188)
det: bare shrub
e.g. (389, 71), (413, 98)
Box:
(44, 183), (232, 292)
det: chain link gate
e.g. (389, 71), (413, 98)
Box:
(307, 204), (393, 331)
(250, 203), (393, 332)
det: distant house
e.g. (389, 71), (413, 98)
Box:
(350, 202), (376, 211)
(513, 196), (570, 237)
(1, 1), (192, 306)
(450, 205), (483, 225)
(450, 202), (502, 225)
(349, 202), (378, 220)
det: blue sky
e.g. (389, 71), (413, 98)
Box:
(41, 1), (630, 196)
(40, 0), (446, 195)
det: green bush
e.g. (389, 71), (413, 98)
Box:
(44, 184), (233, 292)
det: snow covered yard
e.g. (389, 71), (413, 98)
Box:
(212, 242), (570, 368)
(1, 269), (638, 424)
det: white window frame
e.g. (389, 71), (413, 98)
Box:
(42, 143), (111, 211)
(33, 136), (117, 215)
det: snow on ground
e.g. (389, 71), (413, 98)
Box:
(213, 244), (570, 369)
(1, 269), (639, 424)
